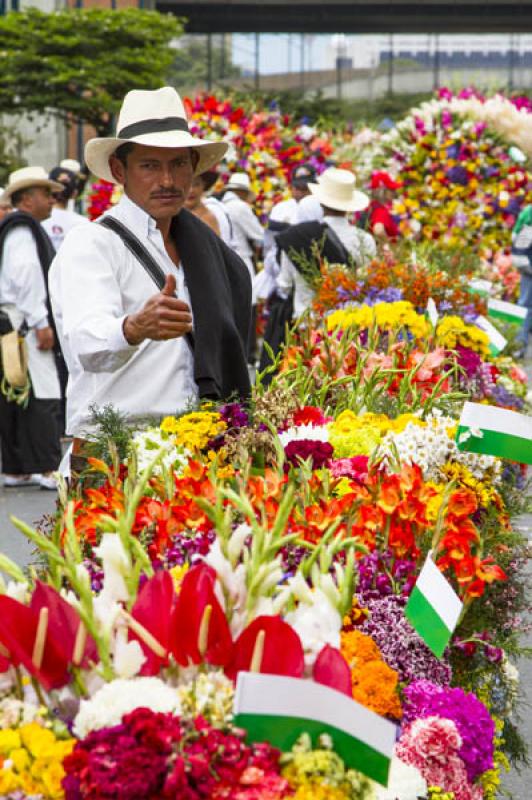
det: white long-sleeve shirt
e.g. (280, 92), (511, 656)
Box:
(277, 215), (377, 318)
(42, 207), (89, 252)
(221, 191), (263, 269)
(49, 194), (198, 436)
(0, 224), (60, 398)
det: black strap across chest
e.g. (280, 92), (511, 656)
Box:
(98, 215), (195, 352)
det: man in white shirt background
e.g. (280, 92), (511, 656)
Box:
(0, 167), (64, 489)
(50, 87), (251, 467)
(277, 167), (376, 318)
(221, 172), (264, 283)
(42, 166), (89, 252)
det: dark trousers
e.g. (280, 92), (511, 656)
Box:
(0, 391), (62, 474)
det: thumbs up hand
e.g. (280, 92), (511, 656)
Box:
(123, 271), (192, 345)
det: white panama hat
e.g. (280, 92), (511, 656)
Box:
(308, 167), (369, 213)
(85, 86), (228, 184)
(0, 167), (63, 204)
(60, 158), (82, 174)
(224, 172), (252, 192)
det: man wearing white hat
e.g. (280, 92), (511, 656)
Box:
(49, 87), (251, 450)
(277, 167), (376, 318)
(0, 166), (65, 489)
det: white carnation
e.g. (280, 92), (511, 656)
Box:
(74, 677), (181, 738)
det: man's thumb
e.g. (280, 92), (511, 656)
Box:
(162, 274), (177, 296)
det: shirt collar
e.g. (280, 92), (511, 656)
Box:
(323, 215), (348, 227)
(116, 193), (158, 238)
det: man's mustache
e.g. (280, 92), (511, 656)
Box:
(150, 190), (183, 198)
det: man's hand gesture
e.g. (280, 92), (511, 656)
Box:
(123, 274), (193, 345)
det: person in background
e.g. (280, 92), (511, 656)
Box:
(197, 170), (233, 246)
(277, 168), (376, 318)
(0, 191), (12, 221)
(256, 164), (320, 303)
(0, 167), (64, 489)
(221, 172), (264, 283)
(511, 204), (532, 356)
(185, 174), (220, 236)
(222, 172), (264, 365)
(42, 167), (89, 251)
(366, 171), (402, 240)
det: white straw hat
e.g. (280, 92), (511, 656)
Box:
(224, 173), (252, 192)
(308, 167), (369, 213)
(60, 158), (81, 174)
(85, 86), (228, 184)
(0, 167), (63, 204)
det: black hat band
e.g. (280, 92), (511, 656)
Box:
(117, 116), (190, 139)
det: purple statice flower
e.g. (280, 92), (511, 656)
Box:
(363, 286), (404, 306)
(84, 559), (104, 593)
(487, 383), (524, 410)
(461, 304), (480, 324)
(403, 680), (495, 781)
(359, 594), (452, 686)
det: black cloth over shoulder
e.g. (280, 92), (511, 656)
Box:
(0, 211), (67, 395)
(170, 209), (252, 401)
(276, 220), (350, 274)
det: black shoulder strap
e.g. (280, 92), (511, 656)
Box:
(98, 215), (195, 352)
(99, 216), (166, 291)
(323, 223), (351, 265)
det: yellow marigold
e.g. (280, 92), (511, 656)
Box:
(440, 462), (499, 509)
(340, 629), (381, 670)
(0, 767), (20, 794)
(19, 723), (56, 758)
(351, 660), (402, 720)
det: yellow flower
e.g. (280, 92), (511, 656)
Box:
(0, 767), (20, 794)
(10, 746), (31, 772)
(170, 563), (188, 592)
(20, 723), (56, 758)
(0, 729), (21, 755)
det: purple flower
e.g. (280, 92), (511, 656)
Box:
(359, 594), (452, 686)
(403, 680), (495, 781)
(455, 345), (482, 378)
(219, 402), (249, 429)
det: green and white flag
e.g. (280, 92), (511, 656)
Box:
(474, 315), (507, 356)
(468, 278), (493, 297)
(487, 298), (527, 326)
(233, 672), (397, 786)
(456, 402), (532, 465)
(405, 553), (463, 658)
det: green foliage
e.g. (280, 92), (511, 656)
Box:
(0, 8), (185, 135)
(229, 89), (433, 129)
(0, 123), (28, 186)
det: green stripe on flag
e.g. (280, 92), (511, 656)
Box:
(456, 425), (532, 465)
(405, 585), (452, 658)
(487, 300), (527, 325)
(235, 712), (391, 786)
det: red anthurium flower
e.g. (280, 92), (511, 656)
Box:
(0, 595), (71, 691)
(313, 645), (352, 697)
(170, 564), (233, 668)
(128, 571), (176, 675)
(30, 582), (97, 670)
(226, 615), (305, 681)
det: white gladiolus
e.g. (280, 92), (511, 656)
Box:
(74, 677), (181, 737)
(5, 581), (29, 603)
(94, 533), (130, 606)
(112, 627), (146, 679)
(285, 588), (342, 667)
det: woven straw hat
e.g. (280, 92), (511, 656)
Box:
(309, 167), (369, 213)
(0, 167), (63, 204)
(1, 332), (29, 388)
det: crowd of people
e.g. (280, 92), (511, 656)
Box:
(0, 84), (531, 491)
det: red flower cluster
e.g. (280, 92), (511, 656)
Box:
(436, 489), (507, 598)
(63, 708), (286, 800)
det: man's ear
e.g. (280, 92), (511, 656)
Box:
(109, 154), (126, 184)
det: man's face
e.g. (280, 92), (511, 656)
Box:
(110, 144), (196, 221)
(23, 187), (54, 221)
(185, 176), (205, 211)
(291, 184), (309, 202)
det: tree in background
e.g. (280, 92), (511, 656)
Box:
(0, 8), (185, 136)
(0, 124), (28, 186)
(169, 36), (242, 93)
